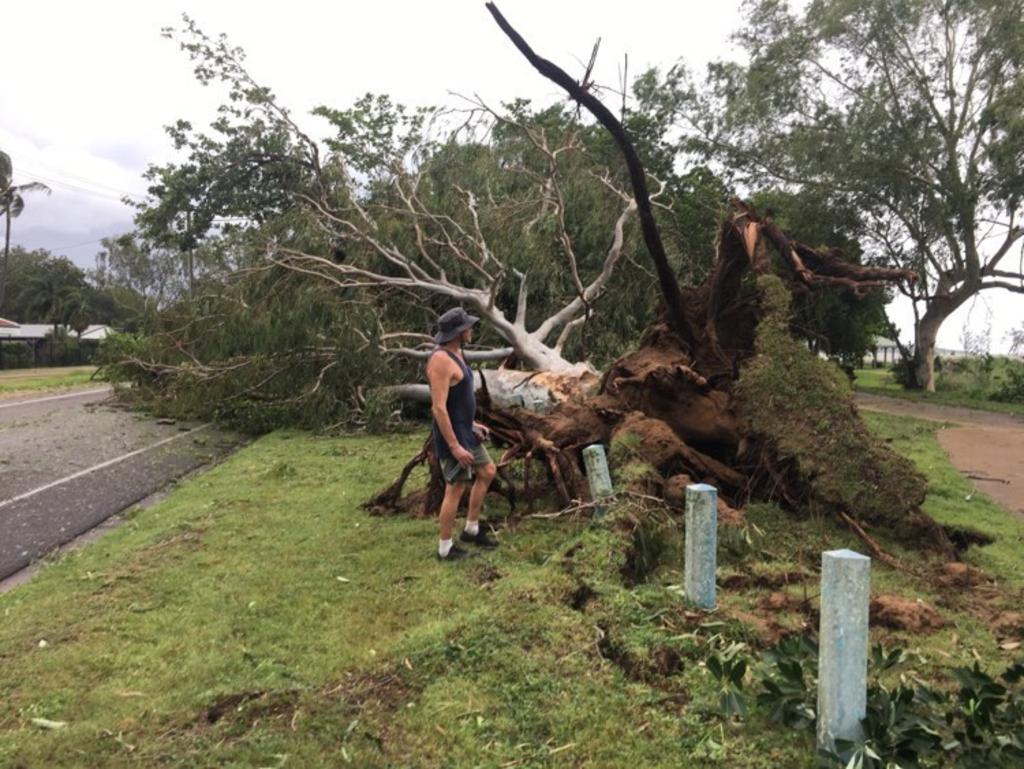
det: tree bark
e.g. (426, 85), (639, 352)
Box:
(913, 319), (940, 392)
(385, 367), (598, 412)
(912, 289), (972, 391)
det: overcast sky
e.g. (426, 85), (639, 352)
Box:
(2, 0), (1020, 351)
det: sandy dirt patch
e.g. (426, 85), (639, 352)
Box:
(856, 392), (1024, 520)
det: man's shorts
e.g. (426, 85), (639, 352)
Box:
(440, 443), (493, 485)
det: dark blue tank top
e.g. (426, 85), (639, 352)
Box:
(430, 348), (478, 460)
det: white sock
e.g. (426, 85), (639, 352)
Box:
(464, 520), (479, 536)
(438, 538), (453, 557)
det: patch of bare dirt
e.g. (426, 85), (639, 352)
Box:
(870, 594), (946, 633)
(937, 562), (987, 588)
(856, 393), (1024, 520)
(992, 612), (1024, 639)
(201, 688), (302, 727)
(938, 426), (1024, 521)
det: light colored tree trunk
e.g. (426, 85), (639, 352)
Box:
(386, 367), (598, 413)
(913, 320), (940, 392)
(913, 295), (966, 392)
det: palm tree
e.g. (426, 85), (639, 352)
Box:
(1, 150), (50, 312)
(18, 265), (80, 361)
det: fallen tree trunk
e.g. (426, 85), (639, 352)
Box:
(365, 4), (954, 559)
(383, 367), (599, 412)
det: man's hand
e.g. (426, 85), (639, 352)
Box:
(472, 421), (490, 441)
(452, 444), (475, 468)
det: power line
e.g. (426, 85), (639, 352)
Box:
(18, 169), (143, 204)
(22, 166), (142, 199)
(48, 235), (116, 252)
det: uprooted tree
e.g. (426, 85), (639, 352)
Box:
(123, 15), (721, 422)
(367, 3), (955, 560)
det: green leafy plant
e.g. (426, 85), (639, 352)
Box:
(944, 661), (1024, 767)
(706, 642), (750, 718)
(757, 634), (818, 729)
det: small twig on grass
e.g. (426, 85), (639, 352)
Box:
(528, 489), (666, 520)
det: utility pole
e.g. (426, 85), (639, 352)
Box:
(185, 209), (195, 300)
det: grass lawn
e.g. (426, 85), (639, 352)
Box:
(854, 367), (1024, 418)
(1, 417), (1022, 767)
(0, 366), (100, 395)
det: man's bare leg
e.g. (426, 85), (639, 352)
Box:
(439, 481), (468, 542)
(467, 462), (497, 525)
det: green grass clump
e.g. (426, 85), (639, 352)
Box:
(863, 411), (1024, 590)
(735, 276), (928, 542)
(2, 410), (1021, 766)
(0, 366), (98, 394)
(854, 366), (1024, 418)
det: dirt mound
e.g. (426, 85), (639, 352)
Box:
(937, 562), (987, 588)
(993, 612), (1024, 639)
(870, 595), (946, 633)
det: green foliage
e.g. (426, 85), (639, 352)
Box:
(98, 271), (403, 433)
(653, 0), (1024, 390)
(991, 360), (1024, 404)
(706, 633), (1024, 769)
(758, 635), (819, 730)
(1, 149), (52, 312)
(123, 15), (736, 422)
(707, 642), (750, 718)
(0, 245), (148, 332)
(749, 188), (889, 366)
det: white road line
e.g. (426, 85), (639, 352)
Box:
(0, 424), (211, 510)
(0, 387), (110, 409)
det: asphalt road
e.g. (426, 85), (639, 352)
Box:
(0, 388), (240, 580)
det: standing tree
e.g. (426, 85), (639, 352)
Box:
(92, 234), (186, 315)
(0, 150), (50, 313)
(16, 256), (87, 359)
(649, 0), (1024, 390)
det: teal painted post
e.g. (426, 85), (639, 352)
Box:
(817, 549), (871, 752)
(684, 483), (717, 609)
(582, 444), (613, 518)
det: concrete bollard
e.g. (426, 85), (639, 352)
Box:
(684, 483), (717, 609)
(817, 549), (871, 753)
(581, 444), (613, 518)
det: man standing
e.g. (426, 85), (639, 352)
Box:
(427, 307), (499, 561)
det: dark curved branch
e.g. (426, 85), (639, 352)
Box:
(485, 2), (693, 346)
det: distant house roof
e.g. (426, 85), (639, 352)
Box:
(80, 325), (113, 340)
(0, 318), (19, 329)
(0, 323), (54, 340)
(0, 323), (116, 340)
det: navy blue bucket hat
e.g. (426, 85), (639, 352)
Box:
(434, 307), (480, 344)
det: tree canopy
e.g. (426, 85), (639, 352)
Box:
(646, 0), (1024, 389)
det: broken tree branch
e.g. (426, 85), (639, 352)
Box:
(485, 2), (694, 347)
